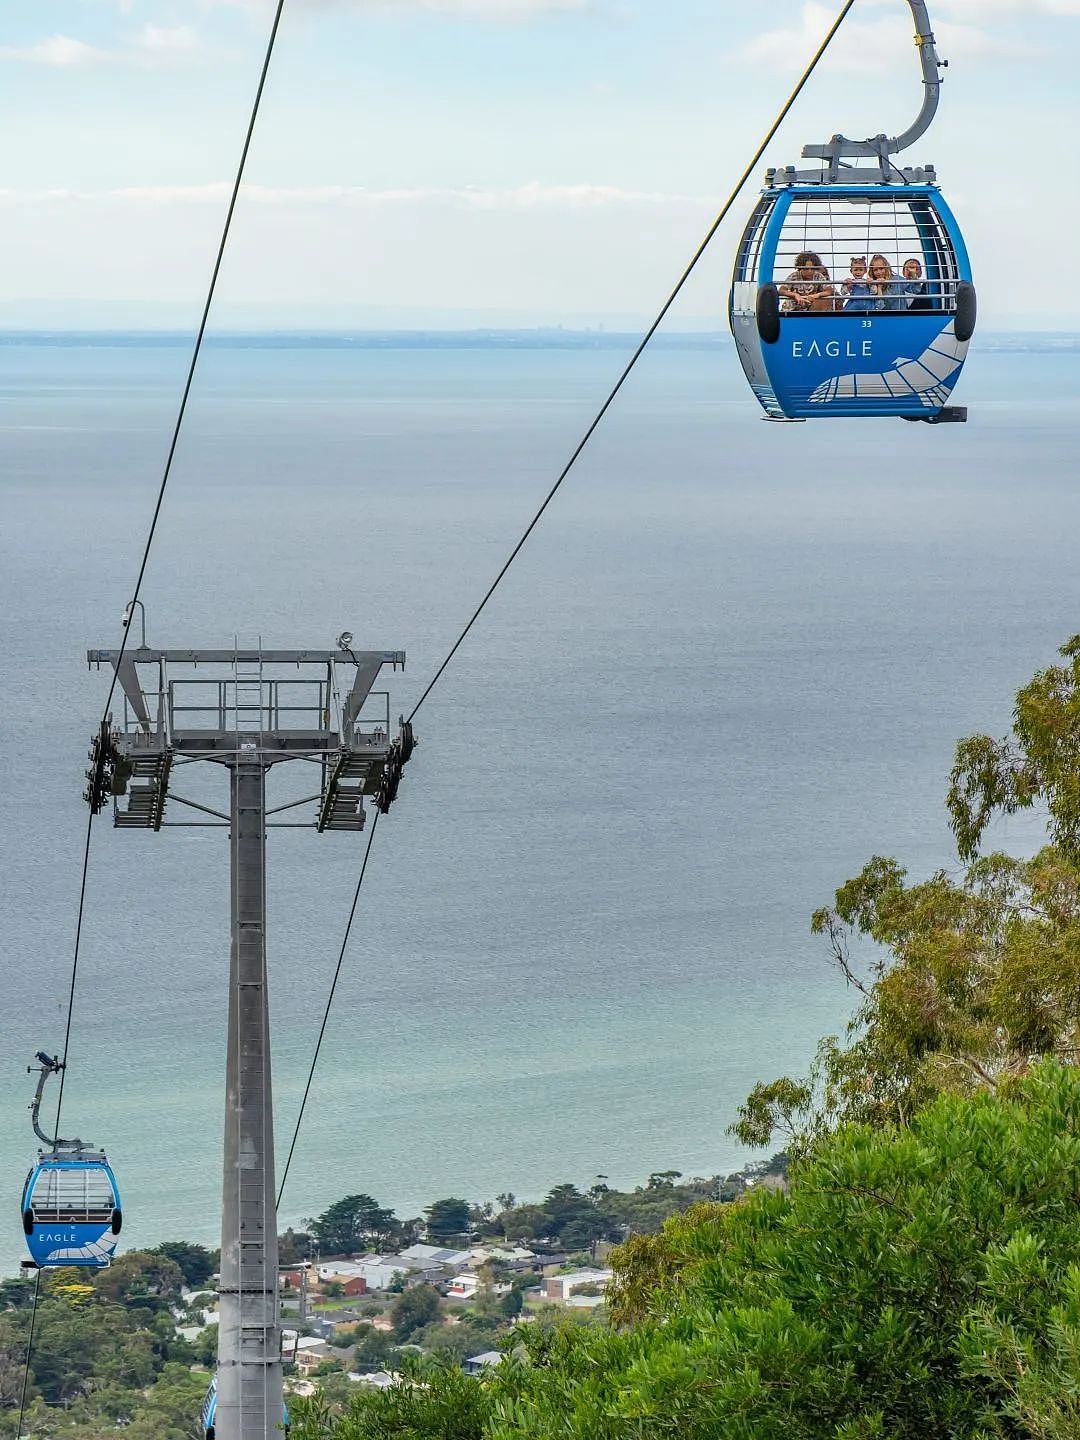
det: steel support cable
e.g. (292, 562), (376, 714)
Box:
(51, 0), (287, 1140)
(406, 0), (857, 725)
(15, 11), (288, 1436)
(13, 1271), (43, 1440)
(274, 0), (858, 1216)
(276, 812), (380, 1211)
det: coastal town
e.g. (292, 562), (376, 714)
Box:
(171, 1237), (614, 1399)
(166, 1160), (789, 1407)
(278, 1242), (613, 1392)
(0, 1160), (791, 1436)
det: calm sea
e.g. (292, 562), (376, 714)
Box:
(1, 331), (1077, 1267)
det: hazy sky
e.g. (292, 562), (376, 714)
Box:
(2, 0), (1074, 328)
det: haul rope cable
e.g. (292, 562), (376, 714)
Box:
(405, 0), (858, 728)
(13, 1270), (42, 1440)
(274, 0), (859, 1215)
(276, 813), (381, 1209)
(14, 6), (287, 1434)
(55, 0), (287, 1134)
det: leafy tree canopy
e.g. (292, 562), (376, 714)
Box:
(92, 1250), (185, 1310)
(735, 635), (1080, 1152)
(389, 1283), (442, 1342)
(150, 1239), (218, 1289)
(949, 633), (1080, 862)
(293, 1064), (1080, 1440)
(292, 1357), (490, 1440)
(424, 1197), (471, 1244)
(309, 1194), (399, 1255)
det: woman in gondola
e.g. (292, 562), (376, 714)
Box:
(868, 254), (904, 311)
(778, 251), (836, 312)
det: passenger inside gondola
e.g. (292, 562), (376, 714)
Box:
(901, 257), (932, 309)
(842, 256), (875, 312)
(868, 254), (904, 310)
(778, 251), (836, 312)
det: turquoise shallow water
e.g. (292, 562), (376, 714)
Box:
(0, 333), (1077, 1269)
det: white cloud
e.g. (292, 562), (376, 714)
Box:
(0, 34), (111, 67)
(132, 24), (203, 57)
(854, 0), (1080, 15)
(741, 2), (1020, 73)
(200, 0), (588, 14)
(405, 0), (588, 11)
(0, 181), (702, 210)
(935, 0), (1080, 13)
(396, 0), (587, 11)
(0, 24), (205, 68)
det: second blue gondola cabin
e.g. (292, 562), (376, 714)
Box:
(21, 1150), (122, 1269)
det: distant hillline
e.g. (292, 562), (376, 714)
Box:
(0, 328), (1077, 353)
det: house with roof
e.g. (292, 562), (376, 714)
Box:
(410, 1268), (451, 1289)
(310, 1310), (364, 1340)
(294, 1337), (331, 1374)
(446, 1272), (481, 1300)
(337, 1275), (369, 1298)
(470, 1245), (536, 1269)
(463, 1350), (504, 1376)
(318, 1258), (404, 1292)
(396, 1242), (473, 1270)
(543, 1268), (612, 1303)
(447, 1272), (513, 1302)
(350, 1369), (398, 1389)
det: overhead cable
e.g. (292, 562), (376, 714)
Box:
(282, 0), (859, 1219)
(407, 0), (858, 724)
(18, 8), (289, 1435)
(54, 0), (288, 1139)
(14, 1271), (42, 1440)
(276, 812), (381, 1212)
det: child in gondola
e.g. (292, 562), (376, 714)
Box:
(900, 257), (931, 310)
(842, 256), (874, 312)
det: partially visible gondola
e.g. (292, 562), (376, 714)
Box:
(201, 1376), (290, 1438)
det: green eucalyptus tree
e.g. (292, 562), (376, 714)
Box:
(735, 634), (1080, 1151)
(293, 1065), (1080, 1440)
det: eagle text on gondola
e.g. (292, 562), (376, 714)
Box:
(791, 340), (875, 359)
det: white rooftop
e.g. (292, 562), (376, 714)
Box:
(552, 1268), (612, 1286)
(349, 1370), (397, 1388)
(397, 1243), (473, 1267)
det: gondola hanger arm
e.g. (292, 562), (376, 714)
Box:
(797, 0), (946, 179)
(27, 1052), (78, 1150)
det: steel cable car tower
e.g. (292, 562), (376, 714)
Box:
(730, 0), (976, 422)
(84, 635), (416, 1440)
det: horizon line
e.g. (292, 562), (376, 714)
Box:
(0, 325), (1076, 340)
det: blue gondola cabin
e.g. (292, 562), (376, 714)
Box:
(202, 1377), (290, 1438)
(730, 182), (976, 422)
(21, 1150), (122, 1269)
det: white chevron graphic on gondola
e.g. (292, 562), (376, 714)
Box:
(43, 1232), (118, 1265)
(809, 320), (969, 407)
